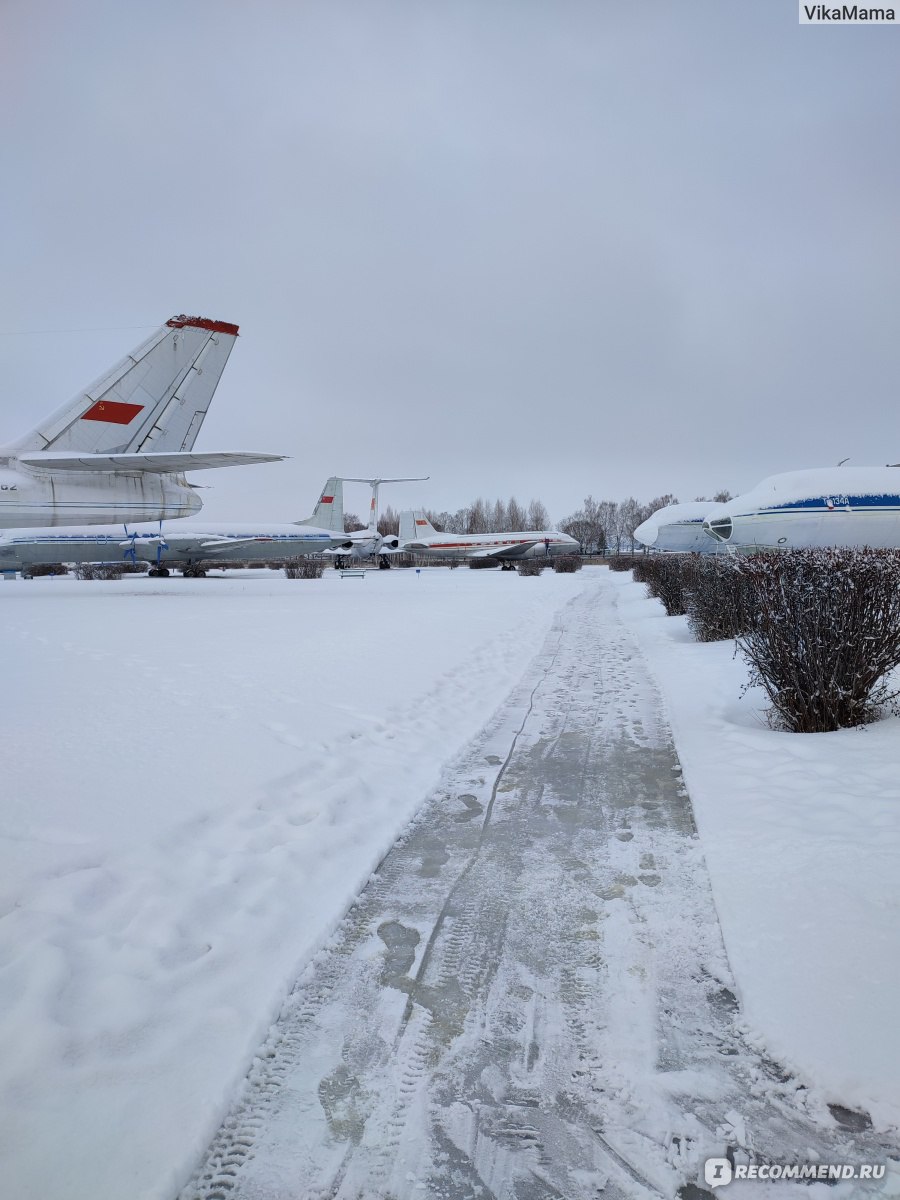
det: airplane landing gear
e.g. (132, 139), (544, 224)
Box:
(181, 566), (207, 578)
(148, 567), (170, 578)
(378, 555), (391, 570)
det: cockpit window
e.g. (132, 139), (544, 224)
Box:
(704, 516), (733, 542)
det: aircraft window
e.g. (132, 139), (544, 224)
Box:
(706, 517), (733, 542)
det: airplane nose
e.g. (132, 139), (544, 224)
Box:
(633, 519), (658, 547)
(703, 515), (733, 542)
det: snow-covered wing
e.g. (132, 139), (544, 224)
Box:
(18, 451), (285, 474)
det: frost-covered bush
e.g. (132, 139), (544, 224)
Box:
(552, 555), (582, 573)
(24, 562), (68, 577)
(737, 548), (900, 732)
(685, 557), (756, 642)
(284, 558), (325, 579)
(638, 555), (699, 616)
(631, 557), (651, 584)
(75, 563), (123, 580)
(608, 555), (638, 573)
(517, 558), (547, 576)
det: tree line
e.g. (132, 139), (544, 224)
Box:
(346, 491), (732, 552)
(557, 491), (731, 554)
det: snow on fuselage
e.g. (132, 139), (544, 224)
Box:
(704, 467), (900, 550)
(633, 502), (726, 553)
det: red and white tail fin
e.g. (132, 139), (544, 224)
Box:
(6, 316), (239, 457)
(297, 478), (344, 531)
(399, 509), (438, 543)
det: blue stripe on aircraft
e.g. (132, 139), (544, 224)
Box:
(756, 494), (900, 514)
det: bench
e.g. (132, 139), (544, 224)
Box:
(340, 569), (367, 579)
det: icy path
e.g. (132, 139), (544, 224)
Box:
(181, 582), (896, 1200)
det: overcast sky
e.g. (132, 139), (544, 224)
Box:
(2, 1), (898, 524)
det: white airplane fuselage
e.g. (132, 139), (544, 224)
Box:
(0, 521), (348, 571)
(633, 502), (726, 553)
(704, 468), (900, 551)
(0, 463), (201, 528)
(405, 531), (578, 559)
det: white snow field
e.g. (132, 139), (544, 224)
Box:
(0, 566), (592, 1200)
(616, 571), (900, 1133)
(4, 564), (899, 1199)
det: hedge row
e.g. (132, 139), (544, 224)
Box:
(632, 550), (900, 733)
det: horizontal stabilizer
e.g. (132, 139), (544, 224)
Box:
(18, 451), (286, 474)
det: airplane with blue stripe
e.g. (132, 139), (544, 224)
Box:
(703, 467), (900, 549)
(0, 477), (352, 577)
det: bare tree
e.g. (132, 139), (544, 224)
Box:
(694, 490), (733, 503)
(466, 498), (489, 534)
(344, 512), (366, 532)
(560, 494), (606, 554)
(596, 500), (618, 553)
(377, 505), (400, 536)
(527, 498), (550, 529)
(424, 510), (448, 532)
(490, 498), (508, 532)
(644, 493), (678, 516)
(507, 496), (526, 531)
(619, 498), (642, 549)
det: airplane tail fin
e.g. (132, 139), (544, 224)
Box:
(8, 316), (239, 457)
(399, 510), (416, 544)
(297, 477), (344, 531)
(367, 483), (379, 534)
(400, 509), (438, 543)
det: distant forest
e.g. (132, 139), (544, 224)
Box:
(342, 491), (732, 553)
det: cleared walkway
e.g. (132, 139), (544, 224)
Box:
(180, 582), (895, 1199)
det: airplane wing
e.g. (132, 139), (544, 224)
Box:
(198, 536), (275, 549)
(469, 541), (540, 560)
(18, 451), (286, 473)
(135, 533), (349, 555)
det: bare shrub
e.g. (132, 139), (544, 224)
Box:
(638, 555), (698, 616)
(631, 557), (651, 584)
(284, 558), (325, 579)
(468, 558), (501, 570)
(517, 559), (546, 576)
(608, 555), (638, 573)
(24, 563), (68, 577)
(737, 548), (900, 732)
(75, 563), (123, 580)
(685, 557), (756, 642)
(552, 555), (582, 573)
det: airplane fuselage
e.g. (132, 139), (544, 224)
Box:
(704, 470), (900, 551)
(406, 531), (578, 559)
(706, 495), (900, 550)
(0, 521), (345, 571)
(634, 502), (726, 553)
(0, 463), (202, 528)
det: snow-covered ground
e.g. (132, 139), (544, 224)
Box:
(4, 564), (898, 1200)
(616, 571), (900, 1133)
(0, 566), (591, 1200)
